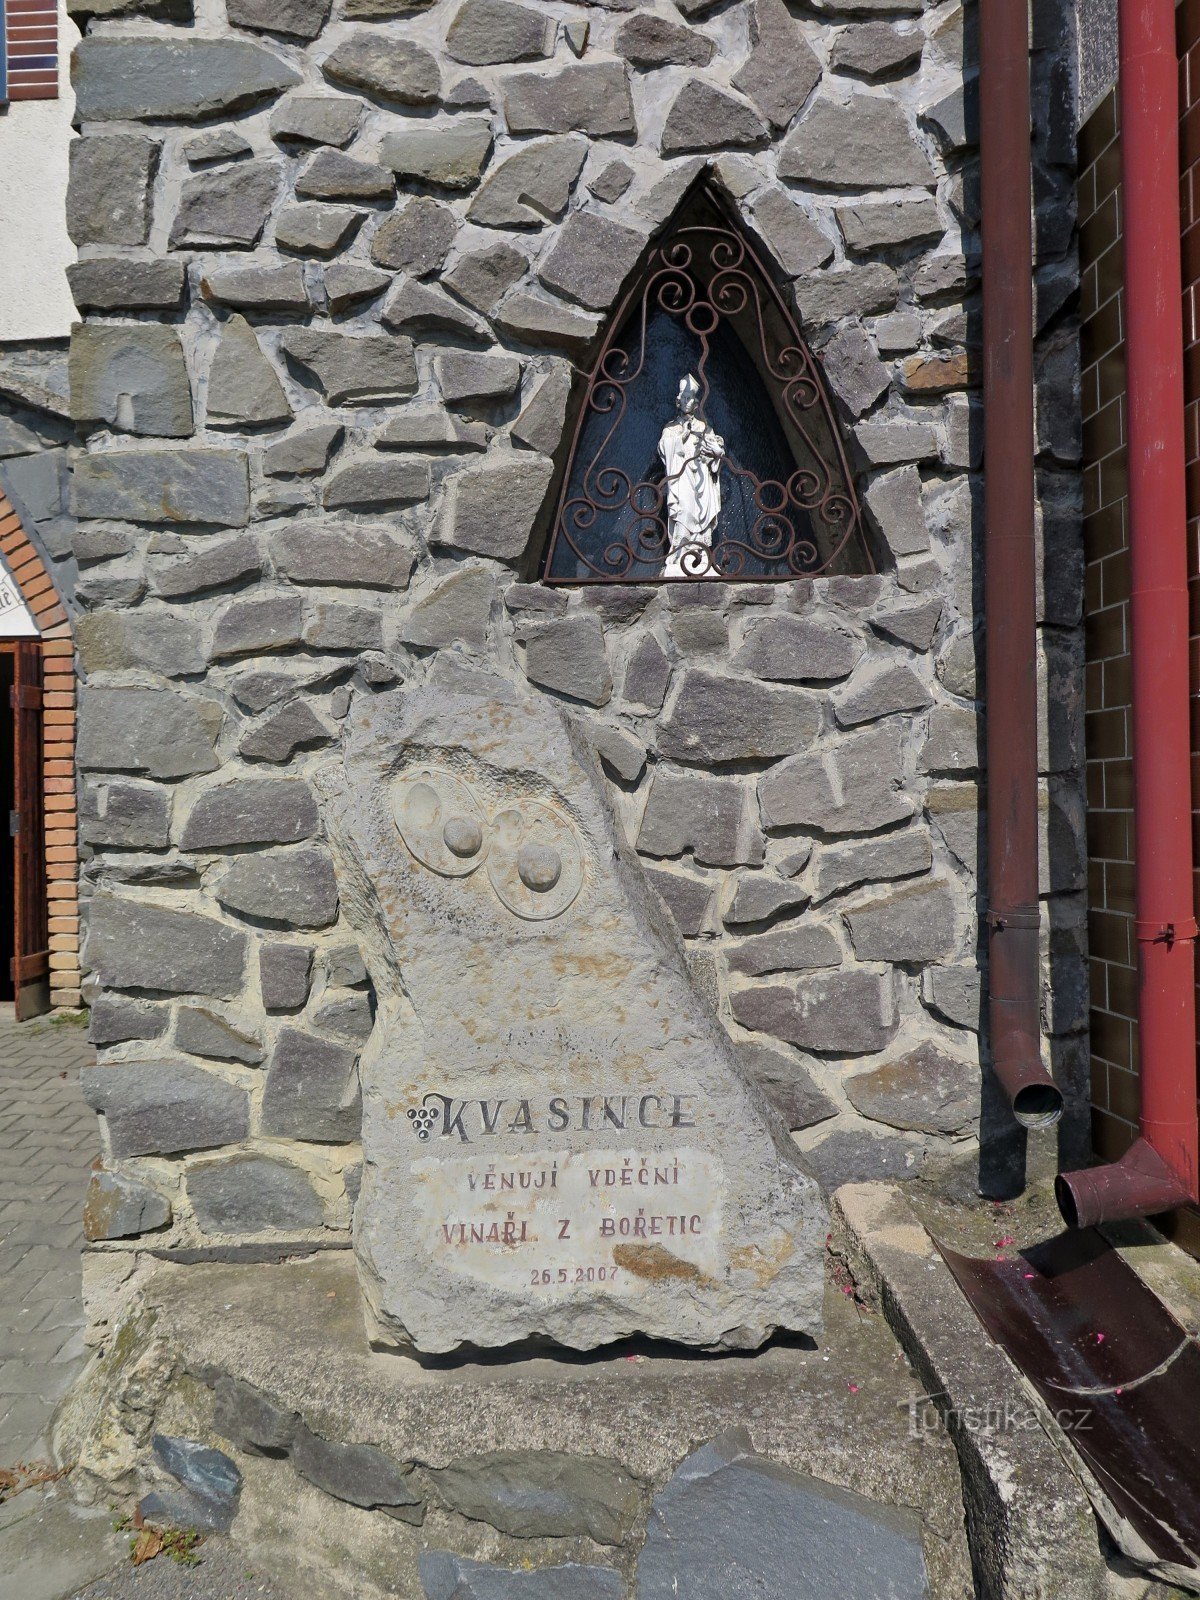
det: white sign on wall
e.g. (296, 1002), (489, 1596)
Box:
(0, 563), (39, 638)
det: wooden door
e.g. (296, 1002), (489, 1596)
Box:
(11, 640), (48, 1020)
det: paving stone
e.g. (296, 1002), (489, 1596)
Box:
(324, 263), (392, 313)
(151, 531), (263, 598)
(70, 323), (193, 441)
(304, 602), (385, 651)
(261, 1027), (361, 1141)
(735, 1041), (838, 1132)
(149, 1435), (243, 1532)
(446, 0), (553, 65)
(211, 591), (303, 659)
(82, 1059), (250, 1157)
(589, 159), (634, 203)
(616, 12), (715, 66)
(228, 0), (331, 39)
(437, 451), (554, 560)
(638, 769), (763, 867)
(202, 262), (311, 312)
(275, 201), (365, 258)
(312, 991), (374, 1044)
(270, 519), (417, 587)
(87, 993), (169, 1045)
(296, 149), (395, 202)
(207, 314), (291, 427)
(833, 661), (931, 727)
(401, 564), (495, 650)
(831, 21), (923, 76)
(323, 456), (431, 509)
(78, 686), (222, 780)
(83, 1169), (171, 1241)
(838, 196), (943, 252)
(795, 263), (899, 326)
(437, 350), (522, 405)
(731, 0), (822, 127)
(371, 196), (460, 273)
(845, 877), (958, 963)
(863, 464), (930, 557)
(658, 670), (818, 763)
(260, 943), (314, 1012)
(922, 962), (981, 1032)
(749, 188), (834, 278)
(920, 703), (979, 773)
(636, 1430), (927, 1599)
(381, 119), (493, 191)
(733, 614), (861, 682)
(811, 827), (932, 903)
(188, 1153), (324, 1233)
(85, 895), (248, 997)
(723, 872), (811, 927)
(468, 138), (586, 228)
(494, 291), (601, 353)
(377, 408), (488, 451)
(622, 633), (672, 711)
(66, 134), (158, 247)
(779, 91), (936, 187)
(322, 31), (441, 105)
(726, 923), (841, 978)
(730, 968), (898, 1054)
(502, 61), (636, 137)
(521, 613), (611, 705)
(281, 330), (418, 404)
(73, 36), (300, 121)
(184, 127), (253, 164)
(900, 350), (972, 395)
(537, 211), (647, 311)
(846, 1040), (979, 1136)
(176, 1005), (265, 1065)
(211, 1375), (300, 1455)
(586, 721), (646, 784)
(292, 1425), (421, 1512)
(77, 607), (205, 678)
(661, 80), (768, 155)
(509, 363), (570, 454)
(170, 161), (282, 250)
(421, 1554), (624, 1600)
(270, 93), (365, 147)
(803, 1126), (927, 1191)
(870, 597), (942, 650)
(180, 777), (318, 850)
(641, 865), (712, 936)
(216, 846), (340, 929)
(262, 423), (344, 477)
(429, 1451), (639, 1542)
(761, 720), (921, 832)
(820, 323), (890, 417)
(67, 258), (187, 313)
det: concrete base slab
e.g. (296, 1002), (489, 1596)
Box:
(0, 1488), (125, 1600)
(831, 1181), (1112, 1600)
(53, 1249), (974, 1599)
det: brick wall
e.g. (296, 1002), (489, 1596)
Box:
(1, 0), (59, 102)
(0, 488), (79, 1008)
(1078, 87), (1137, 1162)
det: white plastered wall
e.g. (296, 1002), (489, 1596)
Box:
(0, 553), (39, 637)
(0, 0), (78, 343)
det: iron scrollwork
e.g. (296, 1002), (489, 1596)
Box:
(542, 191), (873, 586)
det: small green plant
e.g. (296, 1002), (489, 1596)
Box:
(162, 1527), (203, 1566)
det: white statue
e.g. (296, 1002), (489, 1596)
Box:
(658, 373), (725, 578)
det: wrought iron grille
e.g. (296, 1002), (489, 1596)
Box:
(542, 187), (874, 585)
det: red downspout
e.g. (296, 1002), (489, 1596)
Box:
(980, 0), (1065, 1130)
(1056, 0), (1200, 1228)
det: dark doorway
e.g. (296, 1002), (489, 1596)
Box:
(0, 648), (13, 1004)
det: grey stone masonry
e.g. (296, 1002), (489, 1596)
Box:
(66, 0), (1083, 1258)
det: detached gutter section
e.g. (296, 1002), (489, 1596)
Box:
(1057, 0), (1200, 1226)
(979, 0), (1064, 1130)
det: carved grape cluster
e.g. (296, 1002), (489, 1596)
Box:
(407, 1103), (439, 1141)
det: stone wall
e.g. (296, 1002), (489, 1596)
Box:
(69, 0), (1087, 1272)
